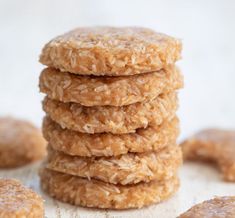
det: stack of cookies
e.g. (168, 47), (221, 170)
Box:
(39, 27), (183, 209)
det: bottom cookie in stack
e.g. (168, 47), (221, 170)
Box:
(40, 168), (179, 209)
(40, 142), (182, 209)
(45, 144), (182, 185)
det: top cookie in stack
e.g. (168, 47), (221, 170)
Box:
(39, 27), (184, 209)
(40, 27), (181, 76)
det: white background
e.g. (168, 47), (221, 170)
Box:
(0, 1), (235, 217)
(0, 0), (235, 138)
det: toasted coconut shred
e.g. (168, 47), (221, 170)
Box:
(38, 26), (183, 209)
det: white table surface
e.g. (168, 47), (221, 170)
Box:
(1, 161), (235, 218)
(0, 0), (235, 217)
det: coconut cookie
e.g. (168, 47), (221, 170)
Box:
(178, 196), (235, 218)
(0, 179), (44, 218)
(46, 145), (182, 185)
(40, 168), (179, 209)
(39, 27), (182, 76)
(43, 92), (178, 134)
(39, 65), (183, 106)
(43, 116), (179, 157)
(181, 129), (235, 182)
(0, 117), (47, 168)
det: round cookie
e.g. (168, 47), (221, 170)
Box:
(0, 117), (47, 168)
(39, 65), (183, 106)
(40, 168), (179, 209)
(46, 145), (182, 185)
(0, 179), (44, 218)
(181, 129), (235, 182)
(42, 116), (179, 157)
(39, 27), (182, 76)
(178, 196), (235, 218)
(42, 92), (178, 134)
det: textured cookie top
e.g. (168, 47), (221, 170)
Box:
(178, 196), (235, 218)
(40, 27), (182, 76)
(0, 179), (44, 218)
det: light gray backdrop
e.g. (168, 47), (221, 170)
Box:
(0, 0), (235, 139)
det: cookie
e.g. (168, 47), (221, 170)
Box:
(43, 116), (179, 157)
(46, 145), (182, 185)
(40, 168), (179, 209)
(39, 27), (182, 76)
(0, 117), (47, 168)
(178, 196), (235, 218)
(0, 179), (44, 218)
(181, 129), (235, 181)
(39, 65), (183, 106)
(42, 92), (178, 134)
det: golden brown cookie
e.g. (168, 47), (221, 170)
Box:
(43, 116), (179, 157)
(42, 92), (178, 134)
(39, 27), (182, 76)
(178, 196), (235, 218)
(46, 145), (182, 185)
(0, 179), (44, 218)
(40, 168), (179, 209)
(181, 129), (235, 181)
(39, 65), (183, 106)
(0, 117), (47, 168)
